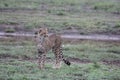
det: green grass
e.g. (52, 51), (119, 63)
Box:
(0, 39), (120, 80)
(0, 40), (120, 61)
(0, 0), (120, 79)
(92, 0), (120, 13)
(0, 59), (120, 80)
(0, 0), (120, 34)
(0, 0), (119, 12)
(63, 42), (120, 62)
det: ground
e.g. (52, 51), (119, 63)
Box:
(0, 0), (120, 34)
(0, 0), (120, 80)
(0, 38), (120, 80)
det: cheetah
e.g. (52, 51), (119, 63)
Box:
(35, 27), (71, 69)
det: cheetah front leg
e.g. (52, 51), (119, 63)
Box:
(52, 48), (62, 69)
(38, 53), (46, 69)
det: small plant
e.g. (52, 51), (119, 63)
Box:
(47, 10), (51, 13)
(114, 24), (120, 28)
(56, 11), (66, 16)
(8, 22), (18, 25)
(63, 22), (69, 26)
(22, 76), (29, 80)
(5, 28), (15, 33)
(93, 62), (100, 68)
(4, 3), (8, 7)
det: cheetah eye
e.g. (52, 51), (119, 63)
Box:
(39, 30), (42, 33)
(35, 31), (38, 35)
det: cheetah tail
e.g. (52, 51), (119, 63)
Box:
(63, 59), (71, 66)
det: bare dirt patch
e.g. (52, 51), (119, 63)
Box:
(0, 32), (120, 42)
(0, 54), (18, 59)
(1, 55), (120, 67)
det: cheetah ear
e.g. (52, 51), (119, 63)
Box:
(34, 31), (38, 35)
(34, 28), (40, 38)
(45, 28), (48, 34)
(34, 29), (38, 35)
(44, 28), (48, 37)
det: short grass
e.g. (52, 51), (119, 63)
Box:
(0, 0), (120, 34)
(0, 39), (120, 61)
(0, 0), (119, 12)
(0, 39), (120, 80)
(63, 41), (120, 61)
(0, 59), (120, 80)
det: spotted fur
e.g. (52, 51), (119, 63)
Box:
(35, 28), (71, 69)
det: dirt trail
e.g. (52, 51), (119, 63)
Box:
(0, 32), (120, 41)
(0, 56), (120, 66)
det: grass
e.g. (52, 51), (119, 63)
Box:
(92, 0), (120, 13)
(63, 41), (120, 61)
(0, 59), (120, 80)
(0, 0), (120, 79)
(0, 39), (120, 80)
(5, 28), (16, 33)
(0, 0), (120, 34)
(0, 40), (120, 61)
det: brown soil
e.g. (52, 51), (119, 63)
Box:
(0, 32), (120, 42)
(0, 55), (120, 67)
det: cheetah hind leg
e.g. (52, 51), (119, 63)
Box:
(53, 55), (62, 69)
(38, 54), (46, 69)
(53, 61), (62, 69)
